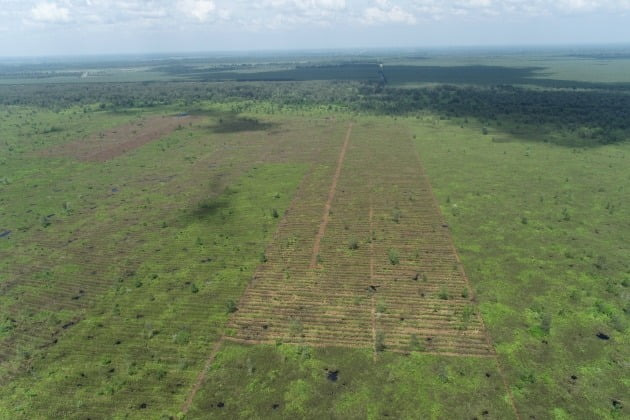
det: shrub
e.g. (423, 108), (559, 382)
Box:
(348, 238), (359, 250)
(409, 334), (424, 352)
(375, 331), (386, 352)
(391, 208), (402, 223)
(376, 300), (387, 313)
(40, 215), (51, 228)
(62, 201), (73, 215)
(289, 319), (303, 336)
(388, 249), (399, 265)
(226, 300), (238, 313)
(540, 312), (552, 334)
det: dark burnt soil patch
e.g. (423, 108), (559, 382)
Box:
(326, 369), (339, 382)
(42, 115), (199, 162)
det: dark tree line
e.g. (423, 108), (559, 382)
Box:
(1, 80), (629, 146)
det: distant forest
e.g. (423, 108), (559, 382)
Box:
(1, 76), (629, 147)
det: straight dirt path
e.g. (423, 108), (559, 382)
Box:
(181, 337), (225, 414)
(309, 123), (353, 268)
(369, 204), (377, 362)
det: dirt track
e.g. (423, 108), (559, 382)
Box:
(310, 123), (353, 268)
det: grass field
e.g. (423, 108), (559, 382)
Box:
(412, 116), (629, 419)
(0, 52), (629, 418)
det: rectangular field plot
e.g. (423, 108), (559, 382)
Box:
(228, 121), (493, 357)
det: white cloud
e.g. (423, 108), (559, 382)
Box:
(263, 0), (346, 11)
(30, 1), (70, 23)
(178, 0), (217, 22)
(8, 0), (630, 31)
(362, 0), (416, 25)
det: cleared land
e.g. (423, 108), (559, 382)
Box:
(42, 114), (199, 162)
(1, 53), (628, 418)
(229, 121), (493, 356)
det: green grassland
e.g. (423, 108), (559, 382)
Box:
(412, 115), (629, 419)
(0, 52), (629, 418)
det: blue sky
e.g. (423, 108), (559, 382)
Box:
(1, 0), (629, 56)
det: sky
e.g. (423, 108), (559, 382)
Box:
(0, 0), (629, 56)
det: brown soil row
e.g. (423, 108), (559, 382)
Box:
(229, 121), (493, 358)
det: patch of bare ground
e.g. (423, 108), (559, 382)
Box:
(42, 115), (199, 162)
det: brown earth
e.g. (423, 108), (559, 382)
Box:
(42, 115), (198, 162)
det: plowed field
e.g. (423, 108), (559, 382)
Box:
(229, 121), (494, 357)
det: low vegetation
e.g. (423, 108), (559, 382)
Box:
(0, 52), (627, 419)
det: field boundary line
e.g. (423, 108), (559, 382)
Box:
(369, 203), (377, 362)
(224, 337), (496, 358)
(309, 123), (353, 268)
(181, 337), (225, 413)
(409, 132), (521, 420)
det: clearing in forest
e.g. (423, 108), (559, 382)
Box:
(228, 121), (494, 357)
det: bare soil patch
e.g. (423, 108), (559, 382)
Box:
(43, 115), (198, 162)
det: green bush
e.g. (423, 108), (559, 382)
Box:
(388, 249), (399, 265)
(376, 300), (387, 313)
(226, 300), (238, 313)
